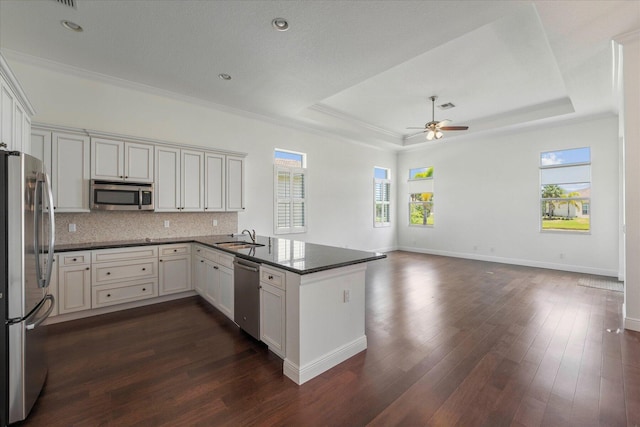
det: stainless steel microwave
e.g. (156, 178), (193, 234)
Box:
(90, 180), (154, 211)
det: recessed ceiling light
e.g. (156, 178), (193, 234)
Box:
(272, 18), (289, 31)
(218, 73), (232, 81)
(61, 20), (83, 32)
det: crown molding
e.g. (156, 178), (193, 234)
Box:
(308, 104), (404, 140)
(614, 29), (640, 44)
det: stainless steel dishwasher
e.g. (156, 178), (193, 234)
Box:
(234, 258), (261, 340)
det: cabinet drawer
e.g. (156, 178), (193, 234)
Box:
(260, 266), (286, 291)
(160, 244), (191, 257)
(92, 278), (158, 308)
(59, 251), (91, 266)
(92, 258), (158, 285)
(217, 252), (234, 269)
(92, 246), (158, 263)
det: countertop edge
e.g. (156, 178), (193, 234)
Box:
(55, 236), (387, 275)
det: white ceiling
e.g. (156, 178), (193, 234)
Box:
(0, 0), (638, 150)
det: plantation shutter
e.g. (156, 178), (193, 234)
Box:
(374, 178), (391, 226)
(275, 166), (307, 234)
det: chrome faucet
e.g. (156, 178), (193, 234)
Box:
(241, 229), (256, 243)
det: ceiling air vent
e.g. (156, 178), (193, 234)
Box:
(438, 102), (455, 110)
(52, 0), (77, 9)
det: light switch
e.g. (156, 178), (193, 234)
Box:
(164, 220), (170, 228)
(68, 223), (76, 232)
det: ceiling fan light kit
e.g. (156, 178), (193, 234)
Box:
(406, 95), (469, 142)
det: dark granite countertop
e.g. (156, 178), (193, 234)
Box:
(55, 235), (386, 275)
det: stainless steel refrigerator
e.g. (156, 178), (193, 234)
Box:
(1, 151), (55, 426)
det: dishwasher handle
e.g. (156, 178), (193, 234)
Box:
(234, 260), (260, 273)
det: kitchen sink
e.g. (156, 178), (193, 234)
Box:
(215, 241), (265, 250)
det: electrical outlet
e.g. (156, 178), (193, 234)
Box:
(343, 289), (350, 303)
(213, 219), (218, 227)
(164, 220), (170, 228)
(68, 223), (76, 232)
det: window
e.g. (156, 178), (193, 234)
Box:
(275, 149), (307, 234)
(540, 147), (591, 232)
(374, 167), (391, 227)
(409, 166), (434, 180)
(409, 193), (434, 226)
(408, 166), (434, 226)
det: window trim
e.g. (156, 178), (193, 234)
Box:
(408, 193), (434, 227)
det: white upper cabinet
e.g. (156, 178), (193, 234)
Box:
(155, 146), (181, 211)
(92, 138), (154, 183)
(52, 132), (90, 212)
(181, 149), (204, 211)
(0, 53), (34, 153)
(204, 152), (225, 211)
(155, 146), (204, 212)
(226, 155), (245, 211)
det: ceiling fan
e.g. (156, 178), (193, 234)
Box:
(405, 96), (469, 141)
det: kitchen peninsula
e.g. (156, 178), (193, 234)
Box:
(54, 234), (386, 385)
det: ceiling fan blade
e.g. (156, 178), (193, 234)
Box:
(404, 130), (427, 139)
(436, 119), (451, 128)
(440, 126), (469, 131)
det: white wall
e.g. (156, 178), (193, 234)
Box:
(620, 31), (640, 331)
(7, 57), (396, 252)
(397, 115), (620, 276)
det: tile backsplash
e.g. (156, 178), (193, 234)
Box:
(53, 211), (238, 244)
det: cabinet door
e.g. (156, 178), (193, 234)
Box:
(0, 83), (15, 150)
(58, 264), (91, 314)
(155, 146), (181, 212)
(203, 259), (219, 306)
(125, 142), (154, 183)
(31, 129), (52, 165)
(52, 132), (90, 212)
(217, 265), (234, 320)
(91, 138), (124, 180)
(260, 282), (286, 357)
(204, 153), (225, 211)
(193, 255), (206, 295)
(12, 101), (24, 152)
(226, 156), (245, 211)
(181, 149), (204, 211)
(159, 255), (192, 296)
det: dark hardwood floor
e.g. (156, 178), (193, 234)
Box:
(20, 251), (640, 426)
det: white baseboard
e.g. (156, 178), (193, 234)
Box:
(283, 335), (367, 385)
(397, 246), (618, 278)
(625, 315), (640, 332)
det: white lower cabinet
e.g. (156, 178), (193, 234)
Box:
(91, 246), (159, 308)
(159, 244), (192, 296)
(192, 244), (234, 320)
(260, 266), (286, 358)
(58, 251), (92, 314)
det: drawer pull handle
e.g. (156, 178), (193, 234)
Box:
(142, 288), (146, 291)
(160, 259), (163, 262)
(107, 294), (111, 297)
(213, 266), (219, 270)
(268, 275), (274, 280)
(200, 260), (204, 263)
(73, 258), (77, 261)
(142, 268), (146, 271)
(174, 249), (177, 252)
(85, 267), (90, 271)
(106, 272), (111, 275)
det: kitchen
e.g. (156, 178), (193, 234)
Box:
(1, 0), (640, 425)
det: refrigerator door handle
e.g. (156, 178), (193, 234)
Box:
(26, 294), (55, 330)
(34, 175), (44, 287)
(43, 172), (55, 288)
